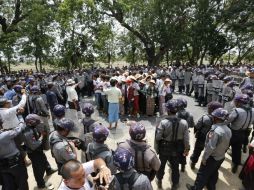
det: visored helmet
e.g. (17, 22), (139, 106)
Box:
(113, 148), (134, 171)
(211, 108), (229, 121)
(129, 122), (146, 141)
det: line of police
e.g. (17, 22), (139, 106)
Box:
(1, 68), (254, 190)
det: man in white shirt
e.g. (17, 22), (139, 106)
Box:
(104, 78), (122, 129)
(59, 159), (112, 190)
(66, 79), (80, 111)
(0, 89), (26, 129)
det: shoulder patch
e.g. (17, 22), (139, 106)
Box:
(65, 145), (73, 154)
(208, 131), (214, 139)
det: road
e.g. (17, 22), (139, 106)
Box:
(26, 93), (245, 190)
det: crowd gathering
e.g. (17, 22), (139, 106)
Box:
(0, 64), (254, 190)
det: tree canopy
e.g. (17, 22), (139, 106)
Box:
(0, 0), (253, 72)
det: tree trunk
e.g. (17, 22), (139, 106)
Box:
(7, 57), (11, 74)
(145, 45), (167, 66)
(131, 46), (136, 66)
(107, 52), (111, 68)
(166, 51), (169, 66)
(39, 57), (42, 72)
(35, 57), (39, 72)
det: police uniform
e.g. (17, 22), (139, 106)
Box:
(21, 125), (53, 188)
(240, 77), (254, 89)
(228, 107), (254, 169)
(197, 74), (206, 106)
(212, 79), (223, 102)
(188, 123), (231, 190)
(170, 69), (177, 92)
(221, 84), (235, 109)
(177, 69), (185, 93)
(155, 116), (189, 187)
(114, 168), (153, 190)
(118, 139), (161, 181)
(206, 81), (213, 104)
(86, 142), (116, 174)
(184, 69), (192, 95)
(28, 94), (50, 150)
(176, 109), (194, 170)
(0, 123), (29, 190)
(49, 131), (76, 171)
(190, 114), (213, 166)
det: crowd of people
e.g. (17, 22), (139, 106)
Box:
(0, 64), (254, 190)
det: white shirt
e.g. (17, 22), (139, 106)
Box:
(66, 86), (78, 102)
(58, 161), (95, 190)
(104, 87), (122, 103)
(0, 94), (26, 129)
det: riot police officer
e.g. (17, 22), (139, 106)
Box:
(118, 122), (161, 181)
(28, 85), (50, 150)
(83, 123), (116, 173)
(155, 99), (190, 190)
(176, 98), (194, 172)
(186, 108), (232, 190)
(190, 101), (223, 169)
(80, 103), (97, 162)
(22, 114), (56, 189)
(49, 118), (78, 172)
(228, 94), (254, 173)
(113, 147), (152, 190)
(0, 117), (29, 190)
(52, 104), (66, 130)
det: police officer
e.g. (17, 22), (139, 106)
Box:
(22, 114), (56, 189)
(170, 67), (177, 92)
(52, 104), (66, 130)
(155, 99), (190, 190)
(46, 82), (58, 120)
(190, 101), (223, 169)
(186, 108), (232, 190)
(113, 147), (152, 190)
(84, 123), (116, 173)
(227, 94), (254, 173)
(28, 85), (50, 150)
(197, 70), (206, 106)
(176, 98), (194, 172)
(240, 68), (254, 88)
(206, 75), (217, 104)
(0, 117), (29, 190)
(49, 118), (78, 172)
(118, 122), (161, 181)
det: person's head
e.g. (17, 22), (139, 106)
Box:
(165, 99), (179, 115)
(113, 148), (134, 172)
(234, 94), (250, 108)
(47, 82), (54, 90)
(61, 159), (85, 189)
(176, 98), (187, 110)
(93, 123), (109, 143)
(25, 114), (41, 127)
(241, 83), (254, 91)
(207, 101), (223, 115)
(66, 79), (75, 86)
(13, 85), (23, 94)
(56, 118), (76, 137)
(53, 104), (66, 118)
(149, 80), (156, 87)
(129, 122), (146, 141)
(223, 76), (233, 84)
(110, 78), (117, 87)
(30, 85), (40, 95)
(0, 96), (12, 108)
(82, 103), (94, 117)
(211, 108), (229, 124)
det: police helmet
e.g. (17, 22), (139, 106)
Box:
(234, 94), (250, 105)
(30, 86), (40, 93)
(82, 103), (94, 116)
(207, 101), (223, 113)
(241, 83), (254, 91)
(242, 89), (253, 98)
(53, 104), (66, 117)
(211, 108), (229, 121)
(129, 122), (146, 141)
(56, 118), (76, 131)
(165, 99), (179, 113)
(223, 76), (233, 82)
(177, 98), (187, 109)
(113, 148), (134, 171)
(93, 123), (109, 143)
(13, 85), (23, 93)
(25, 114), (41, 126)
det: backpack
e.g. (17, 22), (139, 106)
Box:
(126, 140), (150, 174)
(87, 143), (117, 173)
(114, 172), (141, 190)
